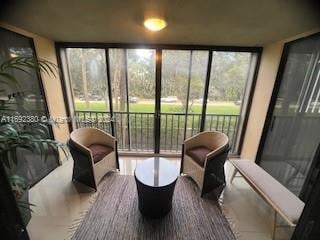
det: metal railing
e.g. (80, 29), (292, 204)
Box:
(74, 110), (239, 153)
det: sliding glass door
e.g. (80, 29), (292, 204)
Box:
(205, 51), (256, 152)
(59, 45), (260, 154)
(160, 50), (208, 152)
(109, 48), (156, 151)
(0, 28), (57, 187)
(258, 33), (320, 197)
(66, 48), (113, 134)
(65, 48), (157, 151)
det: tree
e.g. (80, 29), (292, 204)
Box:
(66, 49), (251, 110)
(127, 50), (155, 99)
(210, 52), (250, 101)
(80, 49), (89, 108)
(109, 49), (127, 112)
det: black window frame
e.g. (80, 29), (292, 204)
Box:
(56, 42), (262, 155)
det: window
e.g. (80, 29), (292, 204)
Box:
(59, 45), (260, 154)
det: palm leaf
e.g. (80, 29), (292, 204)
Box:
(0, 57), (58, 89)
(0, 56), (70, 213)
(0, 72), (19, 85)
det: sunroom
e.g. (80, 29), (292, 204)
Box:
(0, 1), (319, 240)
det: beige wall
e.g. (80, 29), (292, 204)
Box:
(241, 29), (320, 160)
(0, 22), (70, 143)
(240, 42), (283, 159)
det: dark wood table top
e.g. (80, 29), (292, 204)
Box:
(134, 157), (179, 187)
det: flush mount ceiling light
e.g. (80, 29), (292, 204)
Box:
(144, 18), (167, 31)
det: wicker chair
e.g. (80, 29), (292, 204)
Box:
(68, 127), (119, 191)
(181, 131), (229, 197)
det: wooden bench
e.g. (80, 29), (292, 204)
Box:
(229, 159), (305, 240)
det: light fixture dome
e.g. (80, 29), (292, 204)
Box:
(144, 18), (167, 31)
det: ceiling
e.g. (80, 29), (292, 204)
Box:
(1, 0), (319, 46)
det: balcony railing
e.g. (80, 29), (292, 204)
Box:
(74, 110), (239, 153)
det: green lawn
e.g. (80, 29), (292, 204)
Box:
(75, 101), (240, 115)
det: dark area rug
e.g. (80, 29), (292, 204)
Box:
(72, 174), (236, 240)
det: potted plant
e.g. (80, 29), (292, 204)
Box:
(0, 57), (69, 226)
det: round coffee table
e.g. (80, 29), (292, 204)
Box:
(134, 157), (179, 218)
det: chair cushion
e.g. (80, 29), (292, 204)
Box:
(88, 144), (113, 164)
(186, 146), (211, 167)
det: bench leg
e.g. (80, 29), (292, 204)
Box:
(272, 210), (277, 240)
(230, 168), (238, 184)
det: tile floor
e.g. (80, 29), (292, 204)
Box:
(26, 156), (293, 240)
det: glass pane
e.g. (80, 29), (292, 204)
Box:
(160, 50), (191, 152)
(127, 49), (156, 151)
(0, 32), (46, 115)
(259, 34), (320, 196)
(66, 48), (112, 133)
(0, 28), (56, 187)
(0, 28), (58, 227)
(185, 51), (208, 138)
(67, 48), (110, 111)
(205, 51), (252, 152)
(109, 48), (129, 150)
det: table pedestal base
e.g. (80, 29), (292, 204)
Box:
(135, 177), (177, 218)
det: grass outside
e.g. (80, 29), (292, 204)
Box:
(74, 100), (240, 115)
